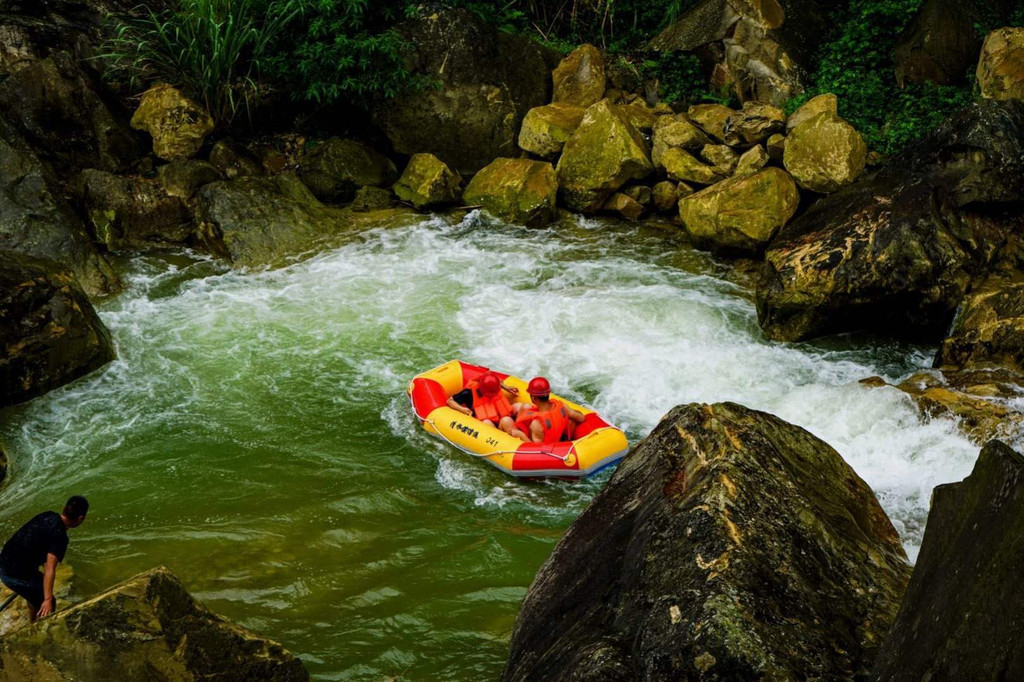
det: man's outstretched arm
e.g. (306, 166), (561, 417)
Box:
(37, 553), (58, 618)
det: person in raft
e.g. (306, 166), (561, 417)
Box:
(0, 495), (89, 621)
(447, 372), (524, 436)
(512, 377), (586, 443)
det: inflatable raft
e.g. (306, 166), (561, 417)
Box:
(408, 360), (628, 478)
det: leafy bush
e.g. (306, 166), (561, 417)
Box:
(102, 0), (300, 126)
(640, 51), (736, 106)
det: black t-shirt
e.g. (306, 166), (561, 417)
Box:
(0, 511), (68, 578)
(452, 388), (474, 412)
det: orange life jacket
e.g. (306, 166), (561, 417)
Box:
(467, 381), (513, 424)
(517, 399), (569, 442)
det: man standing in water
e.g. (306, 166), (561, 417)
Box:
(0, 495), (88, 621)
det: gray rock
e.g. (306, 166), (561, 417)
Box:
(74, 169), (194, 249)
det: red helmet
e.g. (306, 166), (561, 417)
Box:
(478, 373), (501, 397)
(527, 376), (551, 396)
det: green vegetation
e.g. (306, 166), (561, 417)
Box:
(640, 52), (736, 107)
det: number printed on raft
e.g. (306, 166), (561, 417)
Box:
(450, 421), (480, 439)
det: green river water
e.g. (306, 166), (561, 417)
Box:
(0, 212), (980, 680)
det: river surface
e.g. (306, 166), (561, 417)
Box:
(0, 213), (979, 680)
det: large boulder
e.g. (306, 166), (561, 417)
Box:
(0, 123), (119, 297)
(0, 567), (309, 681)
(0, 51), (141, 173)
(786, 92), (837, 132)
(649, 0), (835, 105)
(297, 138), (396, 203)
(552, 44), (605, 108)
(678, 167), (798, 253)
(463, 158), (558, 227)
(757, 99), (1024, 342)
(393, 153), (462, 209)
(977, 27), (1024, 101)
(196, 174), (418, 267)
(0, 251), (114, 409)
(74, 169), (194, 250)
(936, 279), (1024, 372)
(130, 84), (214, 162)
(783, 111), (867, 192)
(372, 8), (559, 174)
(517, 103), (586, 159)
(873, 440), (1024, 681)
(503, 402), (911, 681)
(555, 100), (653, 212)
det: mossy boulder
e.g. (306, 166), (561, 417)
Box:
(786, 93), (838, 132)
(700, 144), (739, 175)
(130, 84), (214, 162)
(651, 115), (712, 168)
(784, 111), (867, 192)
(393, 153), (462, 209)
(463, 158), (558, 227)
(556, 100), (653, 212)
(517, 103), (586, 159)
(0, 251), (114, 409)
(74, 169), (193, 250)
(350, 186), (393, 212)
(662, 147), (725, 185)
(0, 567), (309, 681)
(157, 160), (222, 199)
(552, 43), (605, 108)
(735, 144), (769, 175)
(298, 138), (396, 203)
(687, 103), (738, 144)
(936, 280), (1024, 372)
(874, 440), (1024, 681)
(503, 402), (910, 681)
(678, 167), (799, 253)
(977, 27), (1024, 101)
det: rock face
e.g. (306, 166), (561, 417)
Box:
(556, 100), (653, 212)
(552, 44), (605, 108)
(784, 111), (867, 192)
(373, 8), (558, 174)
(873, 440), (1024, 682)
(0, 124), (120, 297)
(893, 0), (982, 86)
(130, 84), (214, 161)
(503, 402), (910, 681)
(936, 280), (1024, 372)
(517, 103), (586, 159)
(298, 138), (396, 203)
(0, 567), (309, 681)
(393, 153), (462, 209)
(678, 168), (799, 253)
(0, 252), (114, 409)
(196, 174), (417, 267)
(74, 169), (193, 249)
(977, 27), (1024, 101)
(649, 0), (834, 105)
(758, 99), (1024, 342)
(463, 158), (558, 227)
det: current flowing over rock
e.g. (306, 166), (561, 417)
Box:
(503, 402), (911, 681)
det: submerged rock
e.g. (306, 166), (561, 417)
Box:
(0, 251), (114, 409)
(552, 44), (605, 108)
(874, 440), (1024, 681)
(503, 402), (910, 681)
(74, 169), (193, 249)
(517, 103), (586, 159)
(784, 111), (867, 192)
(298, 138), (395, 203)
(0, 567), (309, 681)
(977, 27), (1024, 101)
(556, 100), (652, 212)
(393, 153), (462, 209)
(678, 167), (799, 253)
(130, 84), (214, 162)
(463, 158), (558, 227)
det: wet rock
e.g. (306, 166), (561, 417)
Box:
(130, 84), (213, 162)
(977, 27), (1024, 101)
(786, 92), (837, 133)
(196, 174), (418, 267)
(463, 158), (558, 227)
(297, 138), (394, 203)
(734, 144), (769, 175)
(758, 99), (1024, 342)
(784, 111), (867, 192)
(873, 440), (1024, 682)
(602, 192), (645, 221)
(74, 169), (193, 249)
(688, 103), (738, 144)
(701, 144), (739, 175)
(210, 139), (264, 180)
(651, 115), (712, 168)
(652, 181), (681, 212)
(552, 44), (605, 108)
(731, 101), (786, 144)
(663, 147), (725, 185)
(503, 402), (910, 681)
(0, 251), (114, 409)
(556, 100), (653, 212)
(0, 123), (119, 297)
(392, 153), (462, 209)
(517, 103), (586, 159)
(373, 8), (558, 174)
(0, 52), (141, 173)
(936, 279), (1024, 372)
(157, 159), (222, 199)
(0, 566), (309, 681)
(678, 167), (799, 253)
(350, 186), (393, 212)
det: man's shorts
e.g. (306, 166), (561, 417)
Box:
(0, 569), (53, 612)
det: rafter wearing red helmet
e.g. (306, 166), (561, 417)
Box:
(511, 376), (586, 443)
